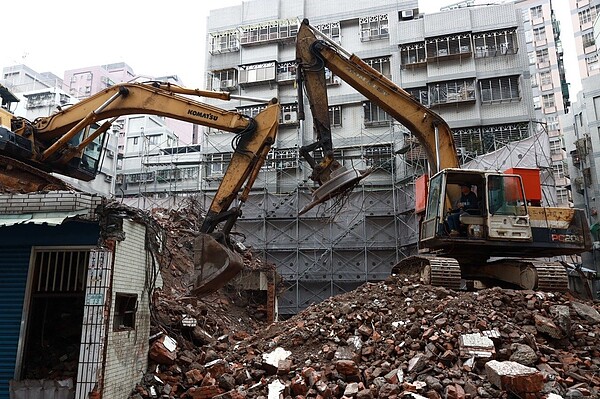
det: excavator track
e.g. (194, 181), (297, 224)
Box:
(393, 255), (462, 290)
(521, 260), (569, 292)
(474, 258), (570, 292)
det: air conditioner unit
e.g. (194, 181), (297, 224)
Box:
(220, 80), (234, 89)
(281, 111), (297, 124)
(401, 9), (414, 19)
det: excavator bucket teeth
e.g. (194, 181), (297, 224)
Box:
(191, 234), (244, 297)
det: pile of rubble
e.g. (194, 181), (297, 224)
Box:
(129, 198), (600, 398)
(133, 267), (600, 399)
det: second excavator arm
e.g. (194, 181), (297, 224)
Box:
(296, 19), (459, 177)
(2, 81), (281, 296)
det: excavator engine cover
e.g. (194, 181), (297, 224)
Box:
(191, 233), (244, 296)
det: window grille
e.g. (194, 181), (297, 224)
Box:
(479, 76), (520, 104)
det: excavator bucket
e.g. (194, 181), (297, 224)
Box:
(191, 233), (244, 296)
(299, 166), (372, 215)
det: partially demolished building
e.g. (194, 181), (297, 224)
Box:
(0, 191), (161, 399)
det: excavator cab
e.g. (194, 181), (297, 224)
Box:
(420, 169), (533, 247)
(65, 124), (106, 180)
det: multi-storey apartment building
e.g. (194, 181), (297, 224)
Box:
(570, 0), (600, 79)
(204, 0), (537, 315)
(562, 74), (600, 291)
(61, 65), (201, 199)
(515, 0), (571, 206)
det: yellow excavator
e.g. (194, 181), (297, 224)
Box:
(0, 81), (282, 294)
(295, 19), (592, 291)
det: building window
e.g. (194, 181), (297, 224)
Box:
(125, 172), (155, 183)
(556, 188), (569, 204)
(578, 6), (600, 26)
(586, 54), (599, 72)
(539, 71), (553, 87)
(363, 101), (391, 126)
(549, 138), (563, 155)
(583, 31), (595, 48)
(263, 148), (298, 171)
(237, 104), (267, 118)
(426, 33), (472, 59)
(147, 135), (160, 145)
(479, 76), (520, 103)
(406, 87), (429, 106)
(542, 93), (555, 109)
(315, 22), (340, 41)
(364, 56), (391, 79)
(240, 19), (299, 44)
(452, 123), (529, 156)
(113, 293), (137, 331)
(533, 27), (546, 43)
(536, 48), (549, 65)
(210, 69), (237, 91)
(329, 105), (342, 127)
(400, 42), (426, 67)
(530, 5), (543, 19)
(552, 162), (566, 179)
(359, 14), (388, 41)
(277, 61), (297, 83)
(324, 68), (340, 85)
(133, 137), (139, 145)
(546, 115), (559, 131)
(429, 79), (476, 105)
(365, 145), (393, 171)
(209, 153), (231, 175)
(473, 30), (518, 57)
(209, 30), (240, 54)
(239, 62), (276, 85)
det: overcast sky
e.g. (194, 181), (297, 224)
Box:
(4, 1), (580, 97)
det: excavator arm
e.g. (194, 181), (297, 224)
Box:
(296, 19), (459, 175)
(1, 81), (281, 296)
(6, 82), (264, 180)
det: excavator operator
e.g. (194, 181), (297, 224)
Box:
(447, 183), (479, 237)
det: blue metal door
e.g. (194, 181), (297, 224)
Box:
(0, 247), (30, 399)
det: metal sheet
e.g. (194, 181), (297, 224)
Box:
(0, 212), (85, 227)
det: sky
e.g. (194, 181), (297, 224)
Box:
(4, 0), (581, 96)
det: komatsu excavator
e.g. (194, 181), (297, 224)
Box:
(296, 19), (592, 292)
(0, 81), (282, 295)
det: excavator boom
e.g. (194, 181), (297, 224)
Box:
(296, 19), (459, 173)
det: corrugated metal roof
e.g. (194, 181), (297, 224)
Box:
(0, 212), (85, 227)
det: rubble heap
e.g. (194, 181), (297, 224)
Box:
(130, 198), (600, 399)
(134, 270), (600, 399)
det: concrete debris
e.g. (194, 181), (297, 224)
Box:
(458, 332), (496, 359)
(128, 199), (600, 399)
(485, 360), (544, 397)
(571, 301), (600, 324)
